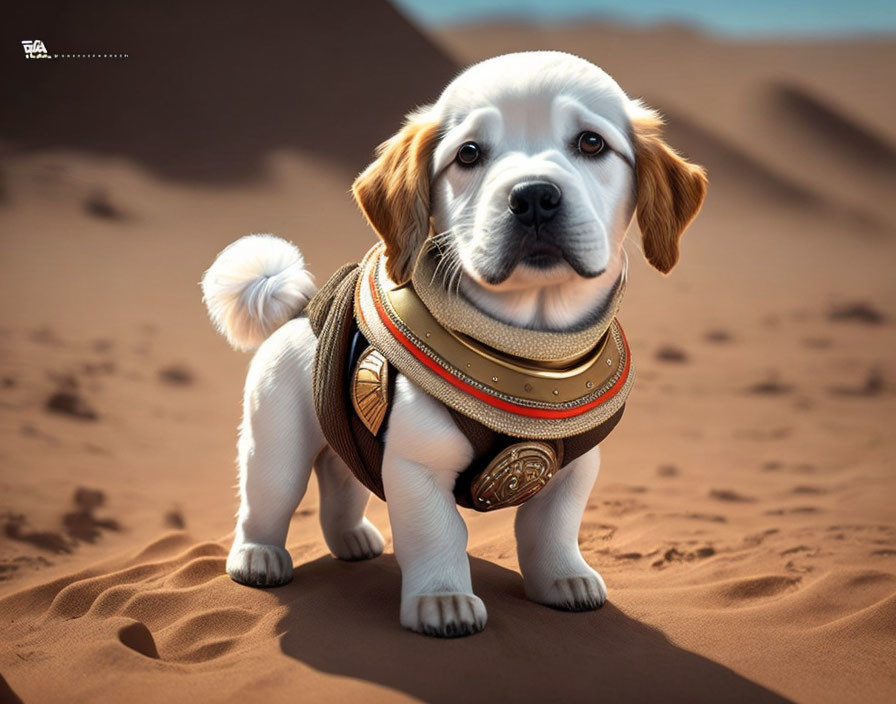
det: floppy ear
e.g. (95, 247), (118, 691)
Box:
(630, 104), (707, 274)
(352, 111), (440, 284)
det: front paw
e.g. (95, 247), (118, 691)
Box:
(226, 543), (293, 587)
(400, 593), (487, 638)
(527, 572), (607, 612)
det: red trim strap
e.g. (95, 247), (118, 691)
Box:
(364, 256), (631, 420)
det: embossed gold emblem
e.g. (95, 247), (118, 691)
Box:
(470, 441), (558, 510)
(352, 346), (390, 435)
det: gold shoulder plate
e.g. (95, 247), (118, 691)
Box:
(470, 441), (558, 510)
(351, 346), (390, 435)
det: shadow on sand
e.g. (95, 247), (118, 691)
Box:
(276, 554), (789, 703)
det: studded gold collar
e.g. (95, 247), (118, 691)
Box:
(354, 243), (634, 439)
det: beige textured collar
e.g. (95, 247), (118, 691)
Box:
(411, 245), (627, 363)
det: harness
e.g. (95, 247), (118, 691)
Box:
(308, 244), (634, 511)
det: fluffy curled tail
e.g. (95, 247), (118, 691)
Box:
(201, 234), (317, 351)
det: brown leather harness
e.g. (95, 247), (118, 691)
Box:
(307, 257), (630, 512)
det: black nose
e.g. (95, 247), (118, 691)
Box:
(508, 181), (562, 227)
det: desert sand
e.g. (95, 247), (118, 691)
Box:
(1, 3), (895, 703)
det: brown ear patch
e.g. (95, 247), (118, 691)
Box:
(632, 111), (708, 274)
(352, 115), (440, 284)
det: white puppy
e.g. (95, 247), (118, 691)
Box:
(202, 51), (706, 637)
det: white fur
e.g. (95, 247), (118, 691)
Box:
(223, 317), (603, 634)
(426, 51), (639, 331)
(201, 234), (317, 351)
(216, 52), (669, 637)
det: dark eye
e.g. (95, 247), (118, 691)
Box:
(456, 141), (481, 166)
(576, 131), (605, 156)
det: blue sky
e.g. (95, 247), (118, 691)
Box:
(391, 0), (896, 37)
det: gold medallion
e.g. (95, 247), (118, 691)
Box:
(470, 441), (558, 510)
(351, 346), (390, 435)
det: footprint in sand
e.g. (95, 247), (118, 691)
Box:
(745, 374), (793, 395)
(3, 487), (121, 555)
(742, 529), (780, 548)
(827, 301), (887, 325)
(599, 498), (648, 517)
(158, 364), (195, 386)
(3, 514), (72, 554)
(710, 489), (756, 503)
(683, 512), (727, 523)
(703, 329), (732, 343)
(780, 545), (820, 557)
(655, 345), (689, 363)
(764, 507), (821, 516)
(828, 367), (885, 397)
(164, 508), (186, 529)
(44, 372), (99, 421)
(64, 488), (121, 542)
(790, 485), (825, 495)
(580, 522), (617, 542)
(0, 555), (53, 582)
(650, 545), (716, 569)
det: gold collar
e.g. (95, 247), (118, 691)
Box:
(354, 244), (634, 439)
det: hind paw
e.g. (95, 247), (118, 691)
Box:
(329, 519), (385, 561)
(528, 573), (607, 612)
(226, 543), (293, 587)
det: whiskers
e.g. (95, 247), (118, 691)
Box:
(424, 230), (465, 297)
(425, 203), (479, 297)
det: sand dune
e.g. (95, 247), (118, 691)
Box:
(0, 0), (456, 180)
(763, 82), (896, 224)
(1, 7), (895, 704)
(654, 105), (882, 229)
(769, 82), (896, 175)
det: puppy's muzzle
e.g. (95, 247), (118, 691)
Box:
(508, 181), (562, 227)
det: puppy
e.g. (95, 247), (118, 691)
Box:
(202, 51), (706, 637)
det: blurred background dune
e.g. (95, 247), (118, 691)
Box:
(1, 2), (894, 702)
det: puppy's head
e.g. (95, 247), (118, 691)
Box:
(353, 51), (706, 292)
